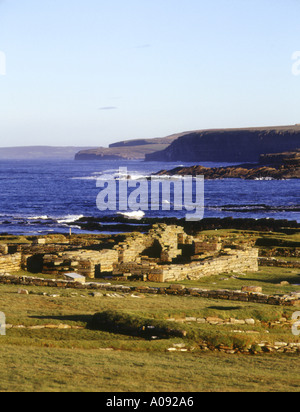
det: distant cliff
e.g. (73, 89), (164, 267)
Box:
(145, 125), (300, 162)
(75, 143), (169, 161)
(0, 146), (96, 160)
(75, 134), (181, 161)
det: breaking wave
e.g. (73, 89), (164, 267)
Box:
(117, 210), (145, 220)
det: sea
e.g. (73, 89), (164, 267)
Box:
(0, 159), (299, 235)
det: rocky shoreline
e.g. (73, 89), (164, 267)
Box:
(67, 216), (300, 234)
(154, 150), (300, 180)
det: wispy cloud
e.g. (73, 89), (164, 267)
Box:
(135, 44), (151, 49)
(98, 106), (118, 111)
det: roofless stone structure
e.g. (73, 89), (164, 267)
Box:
(0, 224), (258, 282)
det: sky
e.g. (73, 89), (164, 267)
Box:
(1, 0), (300, 147)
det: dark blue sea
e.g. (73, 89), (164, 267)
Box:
(0, 159), (299, 235)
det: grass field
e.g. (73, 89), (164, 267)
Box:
(1, 345), (300, 392)
(0, 264), (300, 392)
(0, 228), (300, 392)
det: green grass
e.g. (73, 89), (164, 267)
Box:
(102, 265), (300, 296)
(1, 271), (300, 392)
(1, 273), (298, 326)
(178, 266), (300, 295)
(0, 236), (31, 244)
(0, 346), (300, 392)
(1, 228), (300, 392)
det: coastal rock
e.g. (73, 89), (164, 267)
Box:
(154, 150), (300, 180)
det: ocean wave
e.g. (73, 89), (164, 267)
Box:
(28, 215), (50, 220)
(71, 166), (199, 183)
(70, 176), (99, 180)
(254, 177), (275, 181)
(56, 215), (84, 224)
(150, 174), (184, 180)
(64, 225), (82, 230)
(117, 210), (145, 220)
(207, 204), (300, 212)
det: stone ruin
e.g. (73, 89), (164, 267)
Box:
(0, 224), (259, 282)
(111, 225), (258, 282)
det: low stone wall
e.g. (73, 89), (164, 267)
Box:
(113, 261), (162, 280)
(259, 247), (300, 258)
(169, 341), (300, 355)
(0, 273), (299, 306)
(259, 257), (300, 269)
(160, 248), (259, 282)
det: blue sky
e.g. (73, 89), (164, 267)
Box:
(1, 0), (300, 147)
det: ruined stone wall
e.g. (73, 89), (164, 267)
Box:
(116, 224), (186, 265)
(18, 244), (72, 255)
(148, 224), (185, 262)
(112, 247), (259, 283)
(160, 248), (259, 282)
(113, 261), (163, 280)
(117, 234), (150, 264)
(0, 253), (22, 272)
(0, 245), (8, 255)
(193, 241), (222, 255)
(42, 249), (119, 279)
(0, 226), (259, 283)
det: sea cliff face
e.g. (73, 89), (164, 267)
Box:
(145, 126), (300, 162)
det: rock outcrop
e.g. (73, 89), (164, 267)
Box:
(145, 125), (300, 162)
(154, 150), (300, 180)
